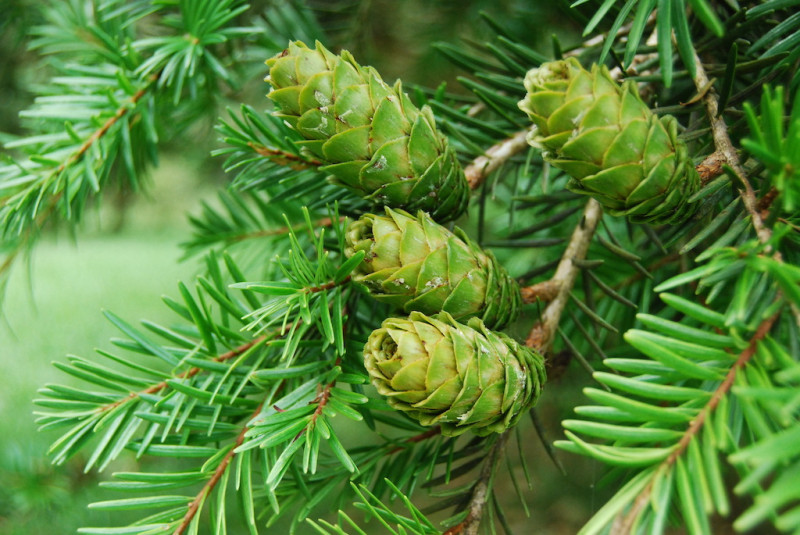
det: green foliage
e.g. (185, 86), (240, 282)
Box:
(3, 1), (800, 534)
(557, 235), (799, 533)
(307, 482), (440, 535)
(574, 0), (724, 87)
(0, 0), (317, 285)
(742, 85), (800, 213)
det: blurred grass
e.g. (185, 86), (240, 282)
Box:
(0, 236), (193, 533)
(0, 155), (214, 533)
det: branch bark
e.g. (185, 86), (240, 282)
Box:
(526, 199), (603, 354)
(443, 433), (508, 535)
(464, 129), (531, 190)
(690, 50), (773, 248)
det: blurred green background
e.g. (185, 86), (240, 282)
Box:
(0, 1), (601, 533)
(0, 156), (219, 533)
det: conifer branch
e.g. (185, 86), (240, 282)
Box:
(101, 334), (268, 414)
(526, 199), (603, 354)
(691, 49), (800, 326)
(615, 309), (781, 533)
(175, 400), (266, 535)
(1, 72), (159, 211)
(304, 356), (342, 434)
(443, 432), (507, 535)
(690, 51), (772, 247)
(60, 73), (159, 176)
(227, 216), (343, 244)
(20, 4), (800, 534)
(1, 72), (161, 280)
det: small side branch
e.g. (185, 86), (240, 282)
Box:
(174, 400), (265, 535)
(101, 334), (268, 413)
(464, 129), (530, 190)
(690, 51), (773, 247)
(615, 310), (780, 533)
(247, 141), (323, 170)
(307, 357), (341, 429)
(228, 216), (344, 244)
(526, 199), (603, 354)
(387, 426), (442, 454)
(443, 433), (508, 535)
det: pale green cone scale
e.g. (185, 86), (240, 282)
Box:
(364, 312), (546, 436)
(266, 41), (470, 222)
(345, 207), (521, 330)
(518, 57), (700, 224)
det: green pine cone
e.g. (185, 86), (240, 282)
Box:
(364, 311), (546, 437)
(518, 58), (700, 224)
(266, 41), (470, 222)
(345, 207), (521, 330)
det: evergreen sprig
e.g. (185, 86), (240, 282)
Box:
(742, 85), (800, 214)
(0, 0), (310, 287)
(556, 234), (799, 533)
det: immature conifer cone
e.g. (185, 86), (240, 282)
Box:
(266, 41), (470, 222)
(518, 58), (700, 224)
(345, 207), (521, 330)
(364, 312), (546, 436)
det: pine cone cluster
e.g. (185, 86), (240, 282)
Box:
(265, 42), (700, 435)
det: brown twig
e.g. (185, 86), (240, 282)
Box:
(304, 356), (341, 433)
(690, 51), (773, 248)
(443, 433), (508, 535)
(756, 187), (779, 216)
(388, 426), (442, 454)
(526, 199), (603, 354)
(690, 51), (800, 326)
(174, 400), (266, 535)
(306, 276), (351, 294)
(228, 216), (344, 244)
(695, 151), (726, 183)
(520, 279), (560, 304)
(613, 310), (780, 533)
(464, 129), (531, 190)
(247, 141), (323, 169)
